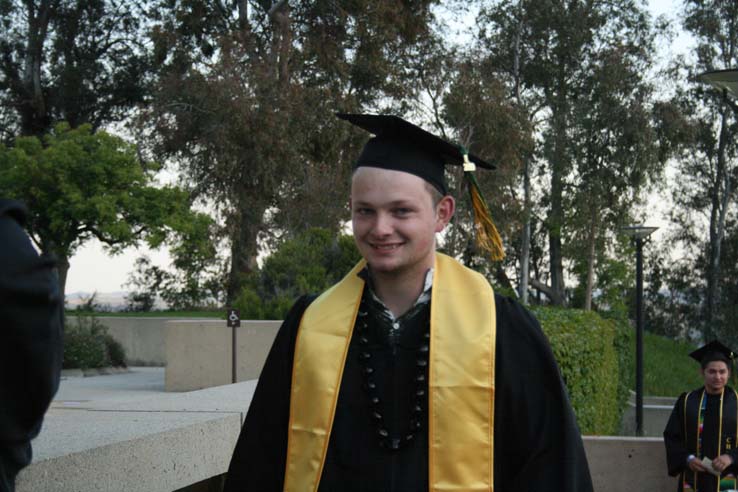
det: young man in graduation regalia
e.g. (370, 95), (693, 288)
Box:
(664, 341), (738, 492)
(224, 114), (593, 492)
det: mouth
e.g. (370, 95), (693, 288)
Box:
(370, 242), (403, 251)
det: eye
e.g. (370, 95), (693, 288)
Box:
(393, 207), (413, 216)
(354, 207), (374, 216)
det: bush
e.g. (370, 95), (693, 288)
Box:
(104, 334), (127, 367)
(532, 306), (630, 435)
(63, 316), (127, 369)
(234, 228), (362, 319)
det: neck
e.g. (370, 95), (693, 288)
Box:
(705, 386), (725, 395)
(370, 261), (432, 318)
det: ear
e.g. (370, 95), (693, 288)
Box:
(434, 195), (455, 233)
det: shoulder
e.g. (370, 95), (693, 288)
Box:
(492, 293), (560, 375)
(0, 199), (38, 269)
(494, 293), (546, 342)
(0, 199), (27, 224)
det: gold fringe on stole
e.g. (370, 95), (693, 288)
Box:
(283, 253), (496, 492)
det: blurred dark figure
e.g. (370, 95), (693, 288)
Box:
(0, 200), (63, 492)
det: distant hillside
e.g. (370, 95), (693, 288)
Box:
(65, 291), (129, 310)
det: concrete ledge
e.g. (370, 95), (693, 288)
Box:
(18, 412), (239, 492)
(16, 381), (257, 492)
(583, 436), (672, 491)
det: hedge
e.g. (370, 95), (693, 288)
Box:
(531, 306), (633, 435)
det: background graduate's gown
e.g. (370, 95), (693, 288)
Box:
(224, 292), (593, 492)
(664, 387), (738, 492)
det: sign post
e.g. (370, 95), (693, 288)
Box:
(227, 308), (241, 384)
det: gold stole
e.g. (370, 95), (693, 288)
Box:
(283, 253), (496, 492)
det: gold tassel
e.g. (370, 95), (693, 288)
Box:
(463, 153), (505, 261)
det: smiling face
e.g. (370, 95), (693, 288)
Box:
(350, 167), (454, 280)
(702, 360), (730, 394)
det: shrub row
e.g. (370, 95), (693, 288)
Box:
(63, 316), (127, 369)
(532, 306), (633, 435)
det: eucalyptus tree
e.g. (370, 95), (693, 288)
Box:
(0, 0), (152, 141)
(673, 0), (738, 338)
(144, 0), (444, 302)
(476, 0), (663, 306)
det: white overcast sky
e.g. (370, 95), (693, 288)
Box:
(65, 0), (691, 295)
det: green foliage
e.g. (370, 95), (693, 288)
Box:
(144, 1), (443, 301)
(104, 334), (127, 368)
(0, 123), (214, 300)
(632, 332), (703, 397)
(234, 228), (362, 320)
(63, 316), (127, 369)
(0, 1), (151, 139)
(532, 306), (630, 435)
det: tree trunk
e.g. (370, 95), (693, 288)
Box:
(548, 93), (567, 306)
(705, 100), (731, 338)
(514, 4), (531, 304)
(583, 206), (598, 311)
(226, 206), (261, 304)
(56, 253), (70, 310)
(20, 0), (55, 137)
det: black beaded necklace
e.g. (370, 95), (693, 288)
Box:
(355, 299), (430, 451)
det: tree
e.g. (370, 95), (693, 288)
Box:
(143, 0), (442, 303)
(125, 213), (224, 311)
(565, 36), (664, 311)
(674, 0), (738, 338)
(0, 0), (151, 140)
(477, 0), (663, 306)
(0, 123), (213, 302)
(233, 227), (361, 320)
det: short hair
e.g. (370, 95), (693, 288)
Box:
(701, 353), (732, 371)
(424, 181), (444, 207)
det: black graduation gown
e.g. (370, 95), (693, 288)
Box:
(224, 292), (593, 492)
(0, 200), (63, 492)
(664, 387), (738, 492)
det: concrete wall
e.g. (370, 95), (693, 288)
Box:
(165, 320), (281, 392)
(583, 436), (673, 491)
(67, 316), (181, 366)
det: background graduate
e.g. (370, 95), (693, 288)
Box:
(224, 114), (593, 492)
(664, 340), (738, 492)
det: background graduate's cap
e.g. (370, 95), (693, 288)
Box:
(338, 112), (505, 261)
(689, 340), (736, 365)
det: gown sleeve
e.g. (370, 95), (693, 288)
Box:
(663, 393), (688, 476)
(493, 294), (594, 492)
(0, 200), (63, 490)
(223, 295), (314, 492)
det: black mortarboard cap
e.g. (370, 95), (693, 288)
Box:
(689, 340), (736, 364)
(337, 113), (494, 195)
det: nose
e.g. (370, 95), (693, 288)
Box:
(372, 212), (393, 236)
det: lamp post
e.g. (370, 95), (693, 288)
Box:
(622, 225), (658, 436)
(698, 68), (738, 96)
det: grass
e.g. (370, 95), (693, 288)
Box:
(633, 332), (703, 397)
(65, 310), (223, 318)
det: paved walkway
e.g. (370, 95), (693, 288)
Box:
(53, 367), (166, 409)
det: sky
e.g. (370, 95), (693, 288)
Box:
(65, 0), (692, 296)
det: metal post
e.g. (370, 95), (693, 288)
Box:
(635, 237), (644, 436)
(232, 324), (237, 384)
